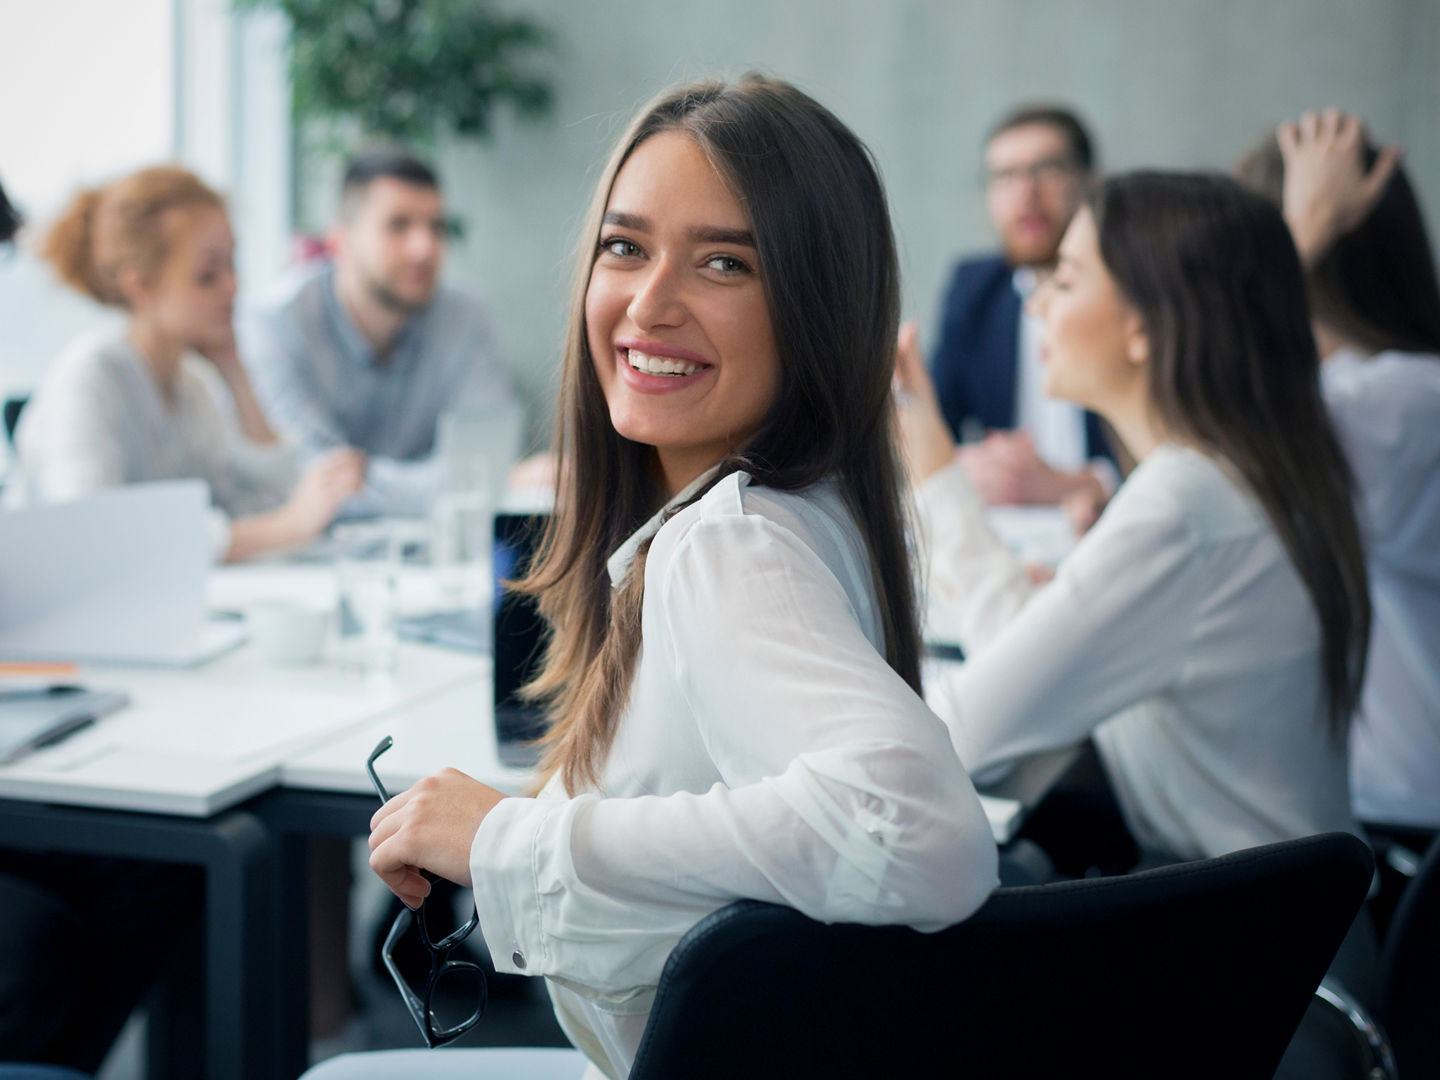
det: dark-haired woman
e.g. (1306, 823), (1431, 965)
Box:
(897, 171), (1370, 867)
(1239, 109), (1440, 830)
(313, 77), (996, 1080)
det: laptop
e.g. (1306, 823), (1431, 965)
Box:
(492, 511), (550, 767)
(0, 481), (246, 666)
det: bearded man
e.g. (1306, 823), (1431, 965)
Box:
(243, 151), (518, 516)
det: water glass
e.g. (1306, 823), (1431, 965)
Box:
(334, 522), (400, 675)
(431, 493), (490, 603)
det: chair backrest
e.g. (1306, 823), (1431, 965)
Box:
(629, 832), (1373, 1080)
(1378, 830), (1440, 1077)
(3, 396), (26, 446)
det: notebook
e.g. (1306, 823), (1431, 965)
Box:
(0, 482), (246, 666)
(0, 686), (129, 764)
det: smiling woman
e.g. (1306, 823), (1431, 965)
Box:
(338, 75), (998, 1080)
(586, 131), (780, 498)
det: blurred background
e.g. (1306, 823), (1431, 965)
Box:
(2, 0), (1437, 449)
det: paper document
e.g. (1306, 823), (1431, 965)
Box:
(978, 793), (1024, 844)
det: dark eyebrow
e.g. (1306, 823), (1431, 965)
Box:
(602, 211), (755, 248)
(688, 225), (755, 247)
(602, 210), (647, 230)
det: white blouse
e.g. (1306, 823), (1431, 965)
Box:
(1323, 348), (1440, 827)
(470, 471), (998, 1080)
(916, 444), (1359, 862)
(15, 331), (298, 558)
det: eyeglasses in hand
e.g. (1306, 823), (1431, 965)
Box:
(367, 734), (487, 1047)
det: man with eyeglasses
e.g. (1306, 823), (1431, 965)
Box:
(908, 105), (1116, 516)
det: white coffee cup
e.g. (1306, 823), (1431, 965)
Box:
(248, 601), (330, 666)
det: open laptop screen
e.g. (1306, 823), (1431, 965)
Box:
(492, 513), (550, 764)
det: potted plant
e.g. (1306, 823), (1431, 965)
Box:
(235, 0), (556, 146)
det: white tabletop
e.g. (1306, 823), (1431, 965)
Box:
(1, 559), (1024, 842)
(281, 658), (534, 799)
(0, 596), (489, 816)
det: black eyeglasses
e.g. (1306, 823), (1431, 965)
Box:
(982, 156), (1080, 190)
(367, 735), (487, 1047)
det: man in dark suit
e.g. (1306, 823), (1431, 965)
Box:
(924, 105), (1115, 510)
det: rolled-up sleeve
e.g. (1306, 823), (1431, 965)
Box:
(914, 459), (1038, 650)
(470, 510), (997, 1003)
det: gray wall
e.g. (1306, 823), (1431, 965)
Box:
(315, 0), (1440, 443)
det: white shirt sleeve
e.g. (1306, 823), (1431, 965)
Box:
(914, 459), (1039, 649)
(1323, 360), (1440, 562)
(238, 315), (353, 455)
(470, 510), (998, 1004)
(924, 477), (1199, 773)
(17, 368), (128, 503)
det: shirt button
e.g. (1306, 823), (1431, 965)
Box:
(512, 950), (527, 970)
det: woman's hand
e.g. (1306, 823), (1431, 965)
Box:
(1278, 108), (1401, 265)
(369, 768), (509, 908)
(193, 324), (246, 380)
(958, 430), (1107, 510)
(893, 321), (959, 485)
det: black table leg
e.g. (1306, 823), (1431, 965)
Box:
(0, 799), (282, 1080)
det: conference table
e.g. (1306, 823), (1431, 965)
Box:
(0, 559), (500, 1079)
(0, 557), (1074, 1080)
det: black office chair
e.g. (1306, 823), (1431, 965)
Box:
(1376, 829), (1440, 1076)
(1283, 826), (1440, 1080)
(3, 396), (26, 446)
(629, 832), (1373, 1080)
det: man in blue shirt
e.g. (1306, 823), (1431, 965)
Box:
(910, 105), (1116, 511)
(243, 152), (520, 517)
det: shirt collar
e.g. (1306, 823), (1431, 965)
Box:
(1012, 265), (1040, 299)
(321, 263), (430, 370)
(321, 264), (381, 368)
(605, 464), (727, 587)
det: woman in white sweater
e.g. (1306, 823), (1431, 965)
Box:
(1239, 109), (1440, 830)
(309, 76), (997, 1080)
(17, 166), (364, 561)
(897, 171), (1371, 865)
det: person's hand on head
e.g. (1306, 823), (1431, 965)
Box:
(1277, 108), (1402, 266)
(193, 323), (245, 379)
(368, 768), (508, 908)
(893, 321), (958, 484)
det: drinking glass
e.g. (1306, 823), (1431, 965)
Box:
(334, 522), (401, 675)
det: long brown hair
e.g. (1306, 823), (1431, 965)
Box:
(41, 165), (223, 308)
(1089, 172), (1370, 738)
(521, 75), (921, 794)
(1236, 133), (1440, 357)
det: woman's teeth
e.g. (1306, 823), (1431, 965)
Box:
(627, 349), (703, 377)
